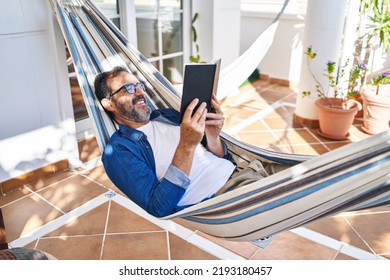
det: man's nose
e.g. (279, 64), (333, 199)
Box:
(134, 86), (145, 95)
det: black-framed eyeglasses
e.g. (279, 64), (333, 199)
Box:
(109, 82), (146, 98)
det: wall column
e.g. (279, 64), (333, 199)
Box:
(191, 0), (240, 68)
(294, 0), (349, 126)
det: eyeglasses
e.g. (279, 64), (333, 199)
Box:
(110, 82), (145, 98)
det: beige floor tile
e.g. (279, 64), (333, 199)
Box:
(102, 232), (169, 260)
(198, 233), (258, 259)
(223, 106), (260, 123)
(0, 187), (31, 207)
(343, 212), (390, 255)
(257, 86), (294, 103)
(246, 120), (271, 132)
(35, 235), (104, 260)
(262, 116), (294, 130)
(169, 233), (218, 260)
(36, 175), (108, 213)
(240, 98), (273, 110)
(305, 216), (372, 252)
(236, 131), (279, 147)
(273, 129), (320, 145)
(78, 136), (101, 163)
(334, 252), (357, 260)
(45, 202), (109, 237)
(106, 201), (163, 233)
(250, 231), (337, 260)
(283, 143), (329, 155)
(81, 165), (120, 193)
(323, 141), (356, 152)
(2, 193), (63, 242)
(26, 170), (76, 192)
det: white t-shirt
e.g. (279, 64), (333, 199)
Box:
(138, 120), (235, 206)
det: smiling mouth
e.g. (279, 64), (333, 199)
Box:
(133, 96), (147, 106)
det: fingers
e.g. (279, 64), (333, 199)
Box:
(205, 117), (224, 126)
(179, 99), (207, 149)
(183, 98), (207, 123)
(210, 96), (222, 114)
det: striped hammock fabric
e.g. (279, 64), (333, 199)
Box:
(50, 0), (390, 242)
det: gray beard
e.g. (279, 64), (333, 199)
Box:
(118, 103), (151, 123)
(114, 95), (151, 123)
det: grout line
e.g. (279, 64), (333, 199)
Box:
(76, 156), (103, 173)
(224, 101), (285, 135)
(5, 191), (241, 260)
(290, 227), (385, 260)
(24, 189), (67, 215)
(8, 192), (110, 248)
(341, 209), (390, 216)
(258, 114), (290, 153)
(166, 231), (172, 260)
(340, 215), (377, 255)
(110, 193), (244, 260)
(304, 127), (331, 152)
(99, 199), (111, 260)
(0, 173), (79, 208)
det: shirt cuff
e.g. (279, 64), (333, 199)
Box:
(164, 164), (191, 189)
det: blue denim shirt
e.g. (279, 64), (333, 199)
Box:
(102, 108), (233, 217)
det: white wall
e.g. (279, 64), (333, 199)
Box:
(240, 2), (390, 84)
(240, 6), (305, 83)
(192, 0), (241, 69)
(0, 0), (79, 181)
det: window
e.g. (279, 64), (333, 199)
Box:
(135, 0), (184, 84)
(93, 0), (121, 28)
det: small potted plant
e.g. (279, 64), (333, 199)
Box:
(347, 61), (368, 118)
(301, 46), (362, 140)
(361, 71), (390, 134)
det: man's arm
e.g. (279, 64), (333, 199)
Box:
(172, 99), (207, 175)
(103, 143), (188, 218)
(204, 95), (226, 157)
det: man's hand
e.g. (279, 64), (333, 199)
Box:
(205, 95), (225, 157)
(172, 99), (207, 176)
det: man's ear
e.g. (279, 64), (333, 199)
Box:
(101, 98), (114, 112)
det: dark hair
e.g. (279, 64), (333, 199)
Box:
(94, 66), (129, 102)
(94, 66), (129, 118)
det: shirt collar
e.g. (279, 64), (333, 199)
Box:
(118, 123), (144, 141)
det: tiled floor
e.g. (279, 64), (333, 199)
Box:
(1, 79), (389, 260)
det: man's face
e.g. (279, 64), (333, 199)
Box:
(107, 71), (151, 125)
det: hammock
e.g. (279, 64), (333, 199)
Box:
(218, 0), (289, 100)
(50, 0), (390, 242)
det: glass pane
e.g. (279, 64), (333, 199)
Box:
(150, 60), (161, 71)
(135, 0), (181, 12)
(163, 56), (183, 84)
(134, 0), (157, 13)
(160, 0), (181, 9)
(162, 12), (182, 55)
(136, 15), (159, 58)
(93, 0), (119, 17)
(92, 0), (120, 28)
(111, 18), (120, 29)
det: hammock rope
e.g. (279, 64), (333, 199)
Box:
(50, 0), (390, 242)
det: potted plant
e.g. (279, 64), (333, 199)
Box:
(301, 46), (362, 140)
(361, 71), (390, 134)
(349, 0), (390, 134)
(347, 61), (368, 118)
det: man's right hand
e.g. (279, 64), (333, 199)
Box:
(172, 99), (207, 176)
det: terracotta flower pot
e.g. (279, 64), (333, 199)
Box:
(349, 93), (363, 118)
(362, 91), (390, 135)
(315, 97), (361, 140)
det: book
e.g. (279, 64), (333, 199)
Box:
(179, 58), (221, 123)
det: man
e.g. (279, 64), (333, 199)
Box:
(94, 66), (270, 217)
